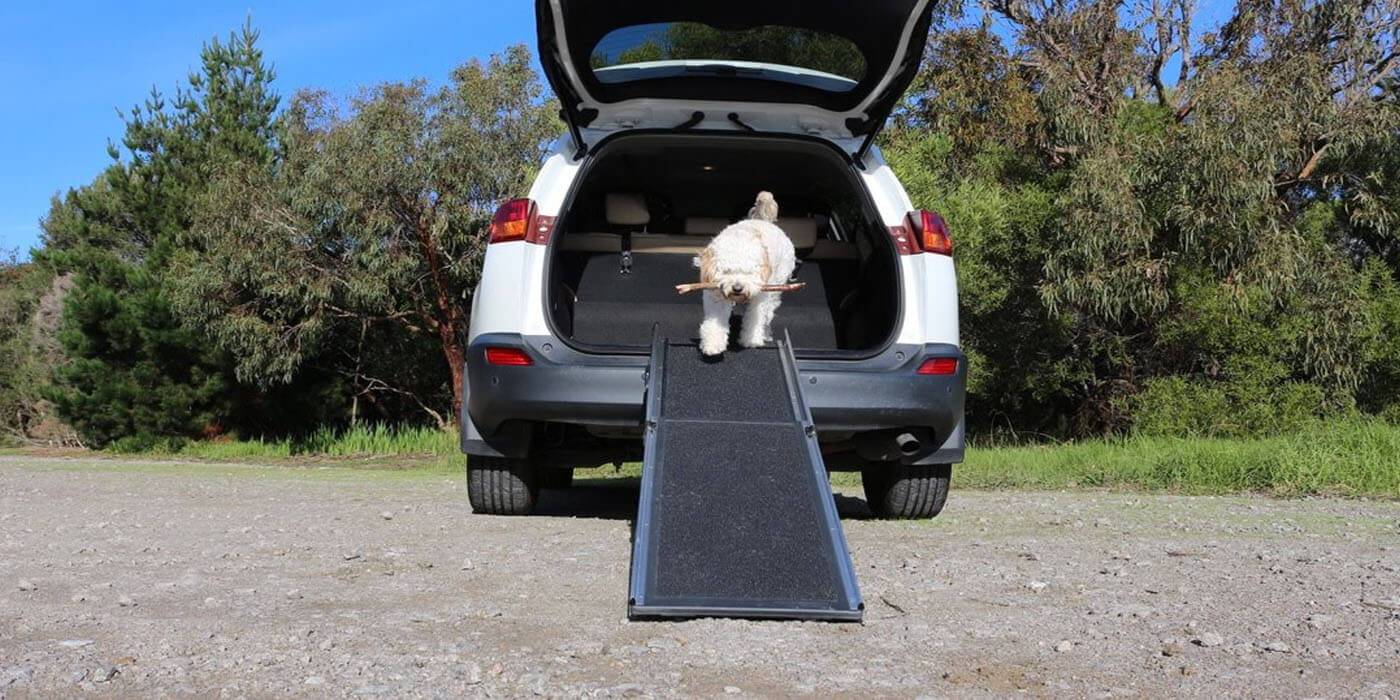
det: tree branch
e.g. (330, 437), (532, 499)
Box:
(1295, 143), (1331, 183)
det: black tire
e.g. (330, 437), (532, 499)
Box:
(539, 468), (574, 490)
(861, 463), (952, 520)
(467, 456), (538, 516)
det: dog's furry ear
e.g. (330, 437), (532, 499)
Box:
(748, 191), (779, 223)
(697, 248), (717, 283)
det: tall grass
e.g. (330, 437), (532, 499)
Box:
(122, 424), (459, 461)
(107, 419), (1400, 497)
(954, 419), (1400, 497)
(292, 424), (458, 457)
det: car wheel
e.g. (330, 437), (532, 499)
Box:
(539, 468), (574, 490)
(861, 463), (951, 520)
(467, 456), (538, 516)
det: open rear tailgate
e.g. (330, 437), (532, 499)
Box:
(536, 0), (935, 148)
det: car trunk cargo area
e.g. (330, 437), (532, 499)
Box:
(546, 133), (900, 356)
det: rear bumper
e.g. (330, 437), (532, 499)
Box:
(461, 333), (966, 463)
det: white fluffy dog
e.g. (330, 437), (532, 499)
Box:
(678, 192), (798, 356)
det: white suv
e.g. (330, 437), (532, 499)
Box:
(462, 0), (965, 518)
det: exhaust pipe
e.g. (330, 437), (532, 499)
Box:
(855, 428), (930, 462)
(894, 432), (922, 456)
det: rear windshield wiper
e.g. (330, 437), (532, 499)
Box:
(674, 111), (705, 130)
(727, 113), (756, 132)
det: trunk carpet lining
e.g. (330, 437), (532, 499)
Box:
(568, 253), (848, 349)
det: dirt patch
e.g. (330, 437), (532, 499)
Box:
(1, 456), (1397, 697)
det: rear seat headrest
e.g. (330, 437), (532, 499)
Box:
(776, 218), (818, 249)
(605, 193), (649, 227)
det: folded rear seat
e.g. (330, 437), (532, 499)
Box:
(571, 253), (841, 348)
(565, 194), (842, 349)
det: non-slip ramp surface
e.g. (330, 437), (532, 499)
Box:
(628, 339), (863, 621)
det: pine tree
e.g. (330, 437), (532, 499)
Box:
(39, 22), (280, 447)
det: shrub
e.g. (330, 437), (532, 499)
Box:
(1132, 374), (1328, 439)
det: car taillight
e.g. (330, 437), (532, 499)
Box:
(489, 198), (536, 244)
(916, 357), (958, 375)
(484, 347), (533, 366)
(911, 210), (953, 256)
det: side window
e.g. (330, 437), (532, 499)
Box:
(827, 212), (852, 243)
(821, 213), (842, 243)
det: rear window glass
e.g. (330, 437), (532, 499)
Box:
(589, 22), (867, 91)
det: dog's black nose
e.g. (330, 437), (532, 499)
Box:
(731, 283), (744, 294)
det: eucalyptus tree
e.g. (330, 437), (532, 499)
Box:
(891, 0), (1400, 435)
(175, 46), (558, 424)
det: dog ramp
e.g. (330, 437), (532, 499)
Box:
(628, 336), (863, 621)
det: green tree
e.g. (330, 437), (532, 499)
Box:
(0, 253), (73, 445)
(889, 0), (1400, 437)
(172, 46), (558, 424)
(38, 22), (281, 446)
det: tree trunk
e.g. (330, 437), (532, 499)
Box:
(438, 323), (466, 425)
(413, 215), (469, 424)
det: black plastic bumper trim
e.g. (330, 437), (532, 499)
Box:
(462, 332), (966, 461)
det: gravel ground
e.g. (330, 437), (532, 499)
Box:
(1, 455), (1398, 698)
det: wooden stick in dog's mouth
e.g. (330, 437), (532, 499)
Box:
(674, 281), (807, 295)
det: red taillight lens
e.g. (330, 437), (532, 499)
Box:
(916, 357), (958, 375)
(913, 210), (953, 256)
(489, 198), (536, 244)
(484, 347), (533, 366)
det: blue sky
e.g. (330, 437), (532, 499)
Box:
(0, 1), (539, 255)
(0, 2), (1236, 257)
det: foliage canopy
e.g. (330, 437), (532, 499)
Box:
(6, 3), (1399, 446)
(887, 0), (1400, 437)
